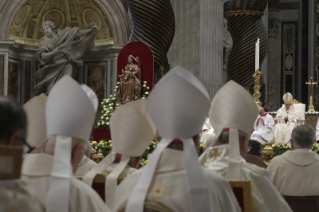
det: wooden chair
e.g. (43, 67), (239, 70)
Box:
(245, 155), (267, 169)
(283, 196), (319, 212)
(228, 180), (252, 212)
(118, 201), (173, 212)
(0, 146), (23, 180)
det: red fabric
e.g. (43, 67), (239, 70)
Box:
(92, 182), (105, 201)
(232, 187), (245, 212)
(117, 41), (154, 91)
(92, 128), (111, 142)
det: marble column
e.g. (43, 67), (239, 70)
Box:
(0, 39), (15, 96)
(267, 18), (279, 111)
(199, 0), (227, 99)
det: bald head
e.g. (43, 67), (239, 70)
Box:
(0, 97), (27, 144)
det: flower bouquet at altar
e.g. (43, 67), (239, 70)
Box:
(92, 81), (150, 141)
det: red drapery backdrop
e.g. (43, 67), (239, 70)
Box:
(117, 41), (154, 91)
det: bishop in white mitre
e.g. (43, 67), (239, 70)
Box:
(200, 81), (292, 212)
(83, 99), (156, 210)
(251, 107), (274, 143)
(114, 66), (240, 212)
(21, 76), (110, 212)
(272, 93), (301, 144)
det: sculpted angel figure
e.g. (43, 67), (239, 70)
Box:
(117, 55), (142, 104)
(34, 21), (98, 95)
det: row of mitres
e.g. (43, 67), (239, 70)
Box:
(2, 65), (291, 212)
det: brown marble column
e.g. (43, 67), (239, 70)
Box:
(267, 18), (278, 111)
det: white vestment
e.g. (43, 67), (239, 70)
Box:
(316, 118), (319, 142)
(114, 148), (241, 212)
(200, 117), (216, 144)
(251, 113), (274, 143)
(202, 145), (292, 212)
(0, 179), (44, 212)
(101, 164), (137, 178)
(267, 150), (319, 196)
(272, 105), (301, 144)
(21, 153), (110, 212)
(74, 155), (97, 177)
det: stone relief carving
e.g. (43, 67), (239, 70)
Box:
(33, 21), (98, 95)
(223, 18), (233, 74)
(268, 18), (278, 37)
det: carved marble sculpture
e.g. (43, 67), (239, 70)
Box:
(33, 21), (98, 95)
(117, 55), (142, 104)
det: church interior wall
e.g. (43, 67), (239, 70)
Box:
(0, 0), (129, 104)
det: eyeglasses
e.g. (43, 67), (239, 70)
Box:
(21, 138), (32, 154)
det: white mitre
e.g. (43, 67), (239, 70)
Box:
(23, 94), (47, 148)
(283, 92), (293, 104)
(199, 80), (258, 180)
(82, 99), (156, 209)
(125, 66), (211, 212)
(42, 76), (98, 212)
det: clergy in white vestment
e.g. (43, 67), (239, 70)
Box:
(268, 125), (319, 196)
(21, 76), (110, 212)
(0, 97), (44, 212)
(251, 107), (274, 143)
(114, 66), (241, 212)
(199, 81), (292, 212)
(74, 143), (97, 177)
(272, 93), (301, 144)
(200, 117), (216, 145)
(83, 99), (156, 210)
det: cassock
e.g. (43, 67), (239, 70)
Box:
(202, 145), (292, 212)
(272, 105), (301, 144)
(251, 113), (274, 143)
(113, 148), (241, 212)
(0, 180), (44, 212)
(21, 153), (110, 212)
(74, 155), (97, 177)
(267, 150), (319, 196)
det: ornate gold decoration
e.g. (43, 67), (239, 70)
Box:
(208, 148), (223, 162)
(262, 144), (274, 163)
(9, 0), (114, 46)
(253, 69), (262, 106)
(148, 182), (170, 202)
(291, 99), (301, 104)
(305, 77), (317, 112)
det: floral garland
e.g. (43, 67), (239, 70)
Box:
(261, 142), (319, 161)
(90, 140), (158, 168)
(96, 81), (150, 129)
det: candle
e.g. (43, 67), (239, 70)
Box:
(255, 38), (260, 71)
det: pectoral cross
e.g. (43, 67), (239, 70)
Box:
(305, 77), (317, 112)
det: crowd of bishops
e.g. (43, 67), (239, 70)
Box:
(1, 65), (318, 212)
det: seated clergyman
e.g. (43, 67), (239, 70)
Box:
(0, 97), (44, 212)
(268, 125), (319, 196)
(251, 107), (274, 143)
(272, 93), (301, 144)
(200, 81), (292, 212)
